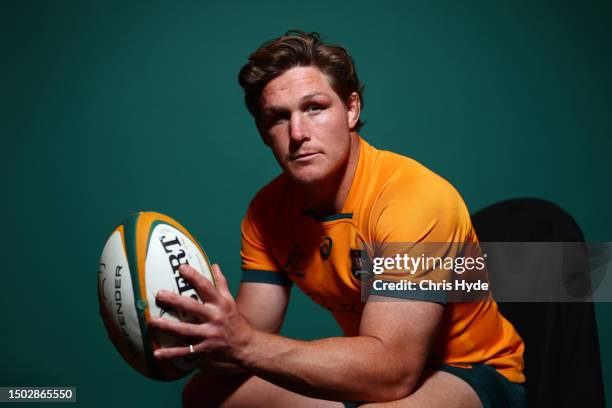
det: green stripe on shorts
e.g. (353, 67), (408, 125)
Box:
(436, 364), (526, 408)
(342, 364), (525, 407)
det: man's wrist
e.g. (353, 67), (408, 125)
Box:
(233, 321), (263, 370)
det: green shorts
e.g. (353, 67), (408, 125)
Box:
(343, 364), (526, 408)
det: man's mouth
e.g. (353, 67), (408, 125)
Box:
(291, 152), (320, 161)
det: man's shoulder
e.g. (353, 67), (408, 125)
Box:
(362, 145), (472, 241)
(372, 147), (462, 206)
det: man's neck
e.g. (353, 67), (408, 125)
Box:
(301, 133), (361, 217)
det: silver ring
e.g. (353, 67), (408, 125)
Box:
(189, 344), (195, 354)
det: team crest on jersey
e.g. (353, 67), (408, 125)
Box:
(284, 243), (305, 277)
(320, 237), (333, 260)
(350, 249), (372, 281)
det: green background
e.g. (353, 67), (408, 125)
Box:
(2, 1), (611, 406)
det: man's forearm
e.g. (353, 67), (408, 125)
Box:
(150, 266), (435, 403)
(236, 330), (417, 402)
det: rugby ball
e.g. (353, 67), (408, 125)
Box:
(97, 211), (214, 381)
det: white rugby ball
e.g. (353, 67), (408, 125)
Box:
(97, 211), (214, 381)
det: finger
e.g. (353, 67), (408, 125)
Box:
(153, 344), (196, 359)
(149, 316), (207, 338)
(179, 264), (219, 303)
(211, 264), (231, 297)
(156, 290), (206, 319)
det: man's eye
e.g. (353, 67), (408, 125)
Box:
(270, 114), (289, 124)
(307, 104), (323, 112)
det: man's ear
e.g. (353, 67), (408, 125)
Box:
(346, 92), (361, 130)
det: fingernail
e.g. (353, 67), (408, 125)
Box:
(153, 350), (161, 358)
(156, 290), (168, 299)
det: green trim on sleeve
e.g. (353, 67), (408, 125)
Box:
(368, 281), (447, 304)
(241, 269), (293, 287)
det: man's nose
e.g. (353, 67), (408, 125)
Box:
(289, 114), (308, 142)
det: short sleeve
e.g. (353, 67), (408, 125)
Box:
(240, 204), (293, 287)
(367, 170), (480, 303)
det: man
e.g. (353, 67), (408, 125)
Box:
(149, 31), (526, 407)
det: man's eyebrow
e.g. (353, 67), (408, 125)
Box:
(262, 93), (331, 115)
(299, 92), (331, 101)
(261, 106), (284, 116)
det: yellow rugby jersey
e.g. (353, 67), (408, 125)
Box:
(240, 137), (525, 383)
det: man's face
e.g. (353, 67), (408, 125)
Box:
(258, 66), (359, 186)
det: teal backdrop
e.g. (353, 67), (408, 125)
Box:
(2, 1), (611, 406)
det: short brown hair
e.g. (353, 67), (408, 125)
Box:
(238, 30), (365, 131)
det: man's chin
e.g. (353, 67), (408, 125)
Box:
(286, 170), (323, 186)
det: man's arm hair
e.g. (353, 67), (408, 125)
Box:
(200, 281), (290, 375)
(236, 282), (291, 334)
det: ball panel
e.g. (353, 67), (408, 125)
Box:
(145, 222), (210, 374)
(140, 211), (216, 288)
(98, 226), (147, 376)
(121, 213), (161, 379)
(136, 212), (214, 380)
